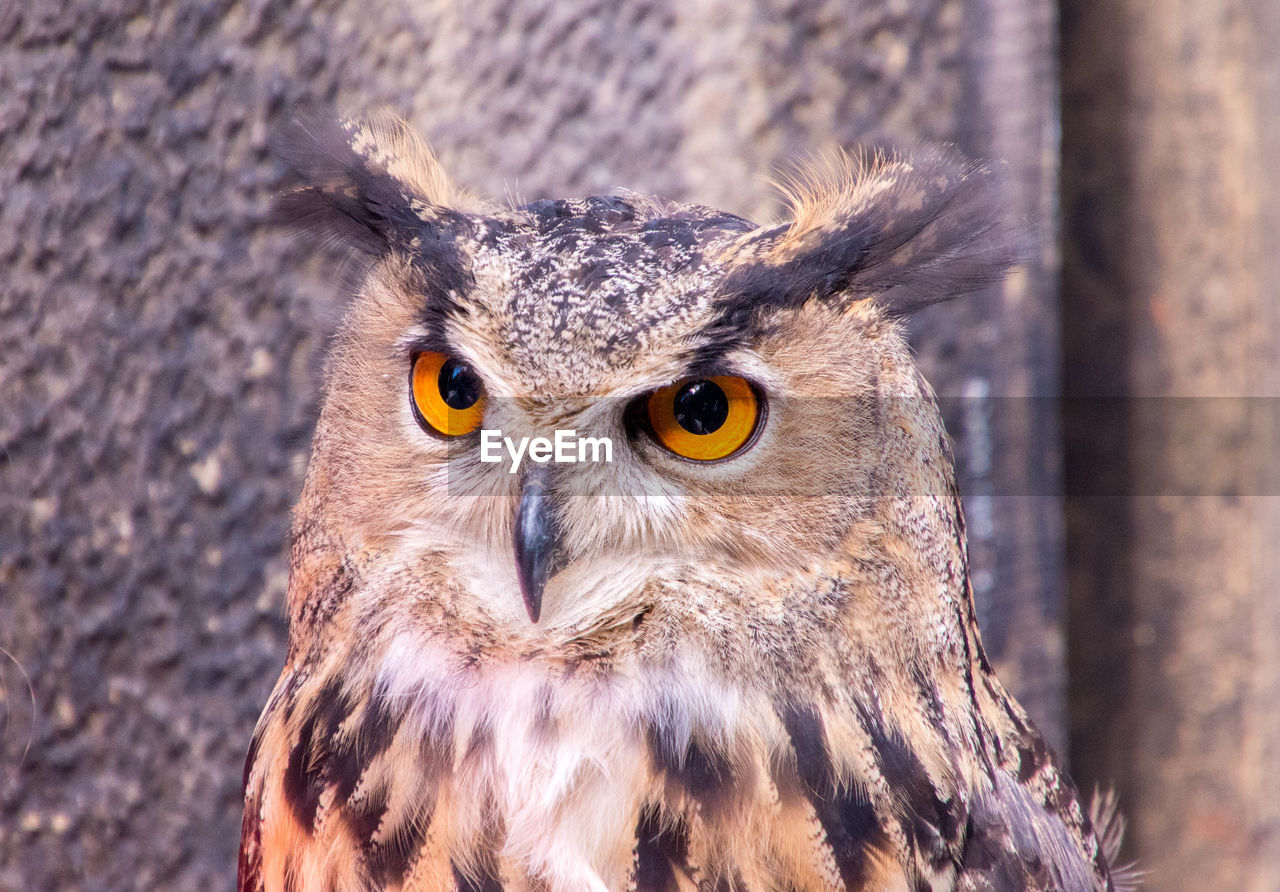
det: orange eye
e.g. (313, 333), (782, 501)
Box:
(410, 351), (487, 437)
(645, 375), (762, 461)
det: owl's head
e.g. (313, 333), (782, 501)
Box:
(278, 113), (1016, 640)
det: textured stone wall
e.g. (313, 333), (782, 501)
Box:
(0, 0), (1059, 887)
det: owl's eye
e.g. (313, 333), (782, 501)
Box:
(410, 351), (487, 437)
(644, 375), (762, 461)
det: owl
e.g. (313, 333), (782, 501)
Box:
(238, 112), (1132, 892)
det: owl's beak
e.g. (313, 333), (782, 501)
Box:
(513, 465), (566, 623)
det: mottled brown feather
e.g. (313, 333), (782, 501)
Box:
(240, 113), (1126, 892)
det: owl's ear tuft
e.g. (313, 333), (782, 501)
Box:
(272, 110), (474, 256)
(728, 149), (1022, 317)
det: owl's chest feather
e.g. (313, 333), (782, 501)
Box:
(243, 620), (1110, 892)
(247, 636), (922, 890)
(367, 638), (758, 887)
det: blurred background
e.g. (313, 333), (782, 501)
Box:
(0, 0), (1276, 887)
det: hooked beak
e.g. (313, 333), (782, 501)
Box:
(513, 465), (566, 623)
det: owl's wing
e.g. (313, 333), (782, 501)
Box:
(237, 676), (280, 892)
(952, 775), (1129, 892)
(952, 809), (1070, 890)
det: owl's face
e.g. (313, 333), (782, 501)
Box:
(284, 114), (1012, 638)
(245, 117), (1118, 892)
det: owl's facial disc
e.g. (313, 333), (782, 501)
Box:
(512, 463), (567, 623)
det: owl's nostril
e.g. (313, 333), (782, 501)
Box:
(512, 464), (567, 623)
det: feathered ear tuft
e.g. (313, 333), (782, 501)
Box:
(272, 110), (477, 256)
(723, 148), (1023, 316)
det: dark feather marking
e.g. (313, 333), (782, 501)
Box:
(781, 703), (835, 790)
(237, 792), (263, 892)
(419, 710), (456, 769)
(366, 811), (431, 888)
(780, 703), (883, 889)
(280, 731), (315, 827)
(634, 803), (689, 892)
(1016, 734), (1051, 785)
(854, 701), (962, 866)
(328, 694), (402, 808)
(909, 664), (954, 751)
(283, 676), (353, 828)
(281, 677), (407, 836)
(344, 782), (390, 847)
(242, 725), (264, 791)
(462, 714), (495, 768)
(341, 710), (453, 848)
(351, 716), (455, 881)
(451, 856), (504, 892)
(646, 725), (742, 815)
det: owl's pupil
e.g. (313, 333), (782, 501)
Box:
(438, 359), (482, 410)
(673, 380), (729, 436)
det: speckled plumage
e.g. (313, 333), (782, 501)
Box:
(239, 112), (1132, 891)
